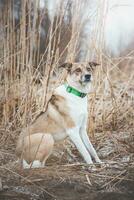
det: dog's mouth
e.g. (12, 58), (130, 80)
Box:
(84, 78), (91, 82)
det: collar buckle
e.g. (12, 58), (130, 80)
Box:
(80, 93), (86, 98)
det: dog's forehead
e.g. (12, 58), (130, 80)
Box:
(72, 63), (88, 69)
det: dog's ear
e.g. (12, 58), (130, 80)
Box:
(58, 62), (72, 72)
(88, 62), (100, 70)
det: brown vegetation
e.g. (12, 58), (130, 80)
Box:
(0, 1), (133, 199)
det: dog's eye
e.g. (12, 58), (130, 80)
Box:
(86, 67), (91, 72)
(75, 68), (82, 73)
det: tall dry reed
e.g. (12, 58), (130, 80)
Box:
(0, 0), (133, 149)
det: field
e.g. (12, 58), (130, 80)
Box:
(0, 1), (134, 199)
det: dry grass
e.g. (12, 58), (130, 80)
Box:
(0, 1), (134, 199)
(0, 0), (133, 165)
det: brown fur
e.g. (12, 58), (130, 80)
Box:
(16, 94), (75, 157)
(62, 62), (99, 75)
(22, 134), (54, 164)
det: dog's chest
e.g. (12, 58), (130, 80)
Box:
(56, 85), (88, 126)
(68, 97), (87, 125)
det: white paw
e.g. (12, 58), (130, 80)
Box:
(23, 160), (44, 169)
(30, 160), (43, 168)
(95, 158), (102, 163)
(88, 164), (98, 171)
(22, 159), (31, 169)
(96, 160), (107, 168)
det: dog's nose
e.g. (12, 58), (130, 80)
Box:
(85, 74), (91, 81)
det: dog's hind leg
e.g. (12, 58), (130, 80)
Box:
(22, 133), (54, 168)
(41, 150), (53, 167)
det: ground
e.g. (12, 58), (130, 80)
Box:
(0, 130), (134, 200)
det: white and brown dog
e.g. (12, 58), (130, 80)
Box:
(16, 62), (102, 168)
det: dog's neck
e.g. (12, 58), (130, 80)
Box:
(66, 76), (92, 94)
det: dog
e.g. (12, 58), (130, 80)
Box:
(16, 62), (102, 168)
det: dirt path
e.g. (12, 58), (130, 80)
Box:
(0, 161), (134, 200)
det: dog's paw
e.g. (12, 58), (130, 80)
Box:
(95, 160), (108, 168)
(30, 160), (43, 168)
(22, 160), (44, 169)
(88, 164), (98, 172)
(95, 158), (102, 163)
(22, 159), (31, 169)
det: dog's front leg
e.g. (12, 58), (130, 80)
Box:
(80, 129), (101, 163)
(80, 119), (101, 163)
(67, 127), (93, 164)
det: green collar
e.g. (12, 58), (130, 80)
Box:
(64, 83), (87, 98)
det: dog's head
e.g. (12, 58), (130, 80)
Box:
(59, 62), (100, 92)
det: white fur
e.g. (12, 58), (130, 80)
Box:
(55, 81), (101, 164)
(23, 159), (43, 169)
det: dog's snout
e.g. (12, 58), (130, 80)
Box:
(85, 74), (91, 81)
